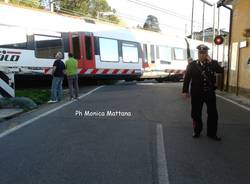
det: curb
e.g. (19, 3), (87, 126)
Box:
(216, 90), (250, 110)
(0, 108), (24, 121)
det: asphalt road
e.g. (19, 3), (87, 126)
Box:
(0, 81), (250, 184)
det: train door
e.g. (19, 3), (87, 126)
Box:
(149, 44), (156, 69)
(79, 32), (95, 69)
(68, 32), (95, 69)
(142, 43), (149, 68)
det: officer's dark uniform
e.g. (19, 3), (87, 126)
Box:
(182, 44), (224, 140)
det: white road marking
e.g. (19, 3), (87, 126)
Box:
(136, 83), (164, 86)
(216, 94), (250, 112)
(0, 86), (104, 139)
(156, 123), (170, 184)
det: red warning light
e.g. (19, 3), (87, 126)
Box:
(214, 35), (224, 45)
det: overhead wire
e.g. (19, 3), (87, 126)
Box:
(44, 0), (205, 33)
(53, 5), (188, 31)
(116, 12), (189, 31)
(126, 0), (213, 27)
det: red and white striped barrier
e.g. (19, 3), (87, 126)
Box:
(165, 69), (185, 75)
(44, 68), (137, 75)
(0, 71), (15, 98)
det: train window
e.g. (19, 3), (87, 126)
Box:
(35, 35), (63, 59)
(190, 50), (199, 60)
(122, 42), (139, 63)
(190, 50), (195, 59)
(143, 44), (148, 62)
(174, 48), (185, 60)
(72, 34), (81, 59)
(0, 25), (27, 48)
(150, 45), (155, 63)
(159, 46), (172, 64)
(85, 36), (92, 60)
(99, 38), (119, 62)
(156, 46), (160, 59)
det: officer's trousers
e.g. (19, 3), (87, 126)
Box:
(191, 91), (218, 136)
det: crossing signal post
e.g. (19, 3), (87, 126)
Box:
(214, 35), (224, 45)
(213, 35), (225, 91)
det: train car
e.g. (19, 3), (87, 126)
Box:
(131, 29), (223, 82)
(131, 30), (189, 82)
(0, 3), (143, 81)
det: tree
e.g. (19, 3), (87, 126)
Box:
(5, 0), (119, 24)
(60, 0), (89, 15)
(89, 0), (110, 17)
(59, 0), (119, 23)
(8, 0), (41, 8)
(143, 15), (161, 32)
(136, 24), (143, 29)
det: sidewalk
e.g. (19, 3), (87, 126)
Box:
(216, 90), (250, 110)
(0, 108), (23, 120)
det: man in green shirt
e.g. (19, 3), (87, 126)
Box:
(65, 53), (79, 100)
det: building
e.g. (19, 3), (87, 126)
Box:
(221, 0), (250, 97)
(189, 27), (229, 44)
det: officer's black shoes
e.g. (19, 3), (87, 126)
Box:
(192, 133), (200, 138)
(192, 133), (221, 141)
(207, 135), (221, 141)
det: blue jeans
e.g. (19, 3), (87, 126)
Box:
(67, 75), (79, 98)
(51, 77), (63, 101)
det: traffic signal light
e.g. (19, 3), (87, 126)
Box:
(214, 35), (224, 45)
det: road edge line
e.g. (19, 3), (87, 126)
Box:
(216, 94), (250, 112)
(0, 86), (104, 139)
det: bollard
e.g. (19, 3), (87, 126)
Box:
(0, 70), (15, 98)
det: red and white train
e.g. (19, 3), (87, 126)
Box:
(0, 4), (144, 80)
(0, 3), (226, 97)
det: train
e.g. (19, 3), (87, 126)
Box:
(0, 3), (227, 97)
(0, 3), (144, 80)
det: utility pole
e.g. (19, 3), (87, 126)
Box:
(200, 0), (213, 42)
(191, 0), (195, 39)
(217, 7), (221, 61)
(212, 4), (216, 58)
(185, 24), (188, 36)
(202, 2), (205, 42)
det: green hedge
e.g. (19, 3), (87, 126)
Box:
(0, 97), (37, 110)
(15, 89), (50, 105)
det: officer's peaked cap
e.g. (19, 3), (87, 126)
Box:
(196, 44), (210, 52)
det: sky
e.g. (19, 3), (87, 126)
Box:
(106, 0), (230, 37)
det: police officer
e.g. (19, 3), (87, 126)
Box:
(182, 44), (224, 141)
